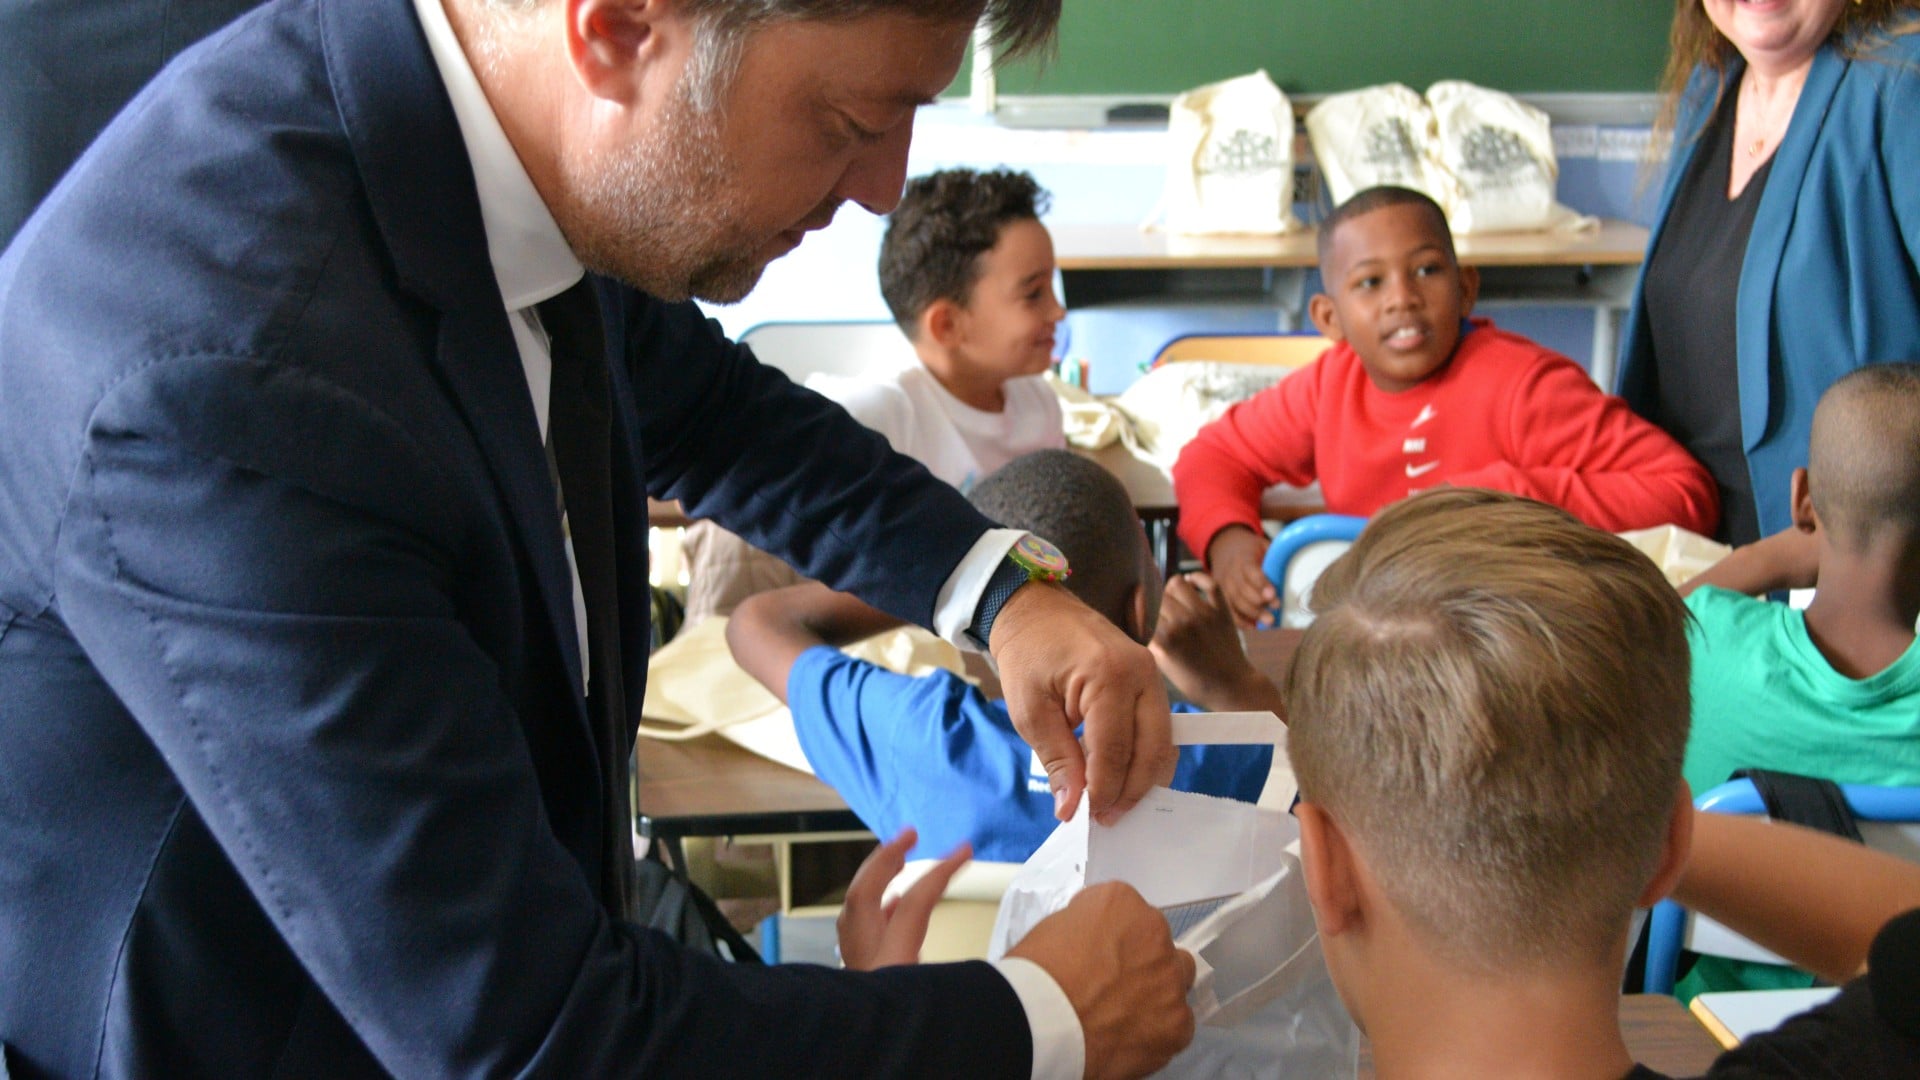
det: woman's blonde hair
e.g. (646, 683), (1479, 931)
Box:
(1286, 489), (1691, 971)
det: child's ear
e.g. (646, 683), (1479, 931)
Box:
(1457, 263), (1481, 315)
(1307, 294), (1344, 342)
(1636, 787), (1696, 908)
(1790, 467), (1819, 534)
(1125, 580), (1153, 646)
(922, 298), (961, 348)
(1298, 801), (1364, 938)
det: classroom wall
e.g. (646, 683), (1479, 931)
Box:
(699, 103), (1666, 396)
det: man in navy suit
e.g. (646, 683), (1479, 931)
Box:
(0, 0), (1195, 1075)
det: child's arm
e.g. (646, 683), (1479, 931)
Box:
(1172, 371), (1324, 628)
(1674, 811), (1920, 982)
(726, 583), (908, 703)
(1458, 354), (1722, 535)
(1205, 527), (1280, 628)
(1678, 525), (1821, 598)
(1150, 572), (1286, 716)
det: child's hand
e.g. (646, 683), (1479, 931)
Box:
(1680, 523), (1820, 598)
(1205, 527), (1278, 628)
(1151, 573), (1283, 714)
(835, 828), (971, 970)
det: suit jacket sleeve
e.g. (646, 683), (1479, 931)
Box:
(1449, 353), (1721, 534)
(616, 292), (995, 629)
(50, 350), (1030, 1077)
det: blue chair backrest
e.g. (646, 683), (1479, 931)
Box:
(1643, 778), (1920, 994)
(1261, 514), (1366, 626)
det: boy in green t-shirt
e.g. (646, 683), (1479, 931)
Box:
(1677, 362), (1920, 994)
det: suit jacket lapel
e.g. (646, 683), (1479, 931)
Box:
(318, 0), (590, 712)
(1738, 45), (1846, 452)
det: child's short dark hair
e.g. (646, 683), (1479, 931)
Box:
(967, 450), (1145, 630)
(1808, 362), (1920, 549)
(878, 168), (1051, 336)
(1316, 185), (1455, 270)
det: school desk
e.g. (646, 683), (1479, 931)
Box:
(1052, 219), (1649, 392)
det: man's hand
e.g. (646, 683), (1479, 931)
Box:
(1008, 882), (1198, 1080)
(1204, 526), (1277, 628)
(836, 829), (971, 970)
(990, 582), (1175, 824)
(1150, 572), (1286, 716)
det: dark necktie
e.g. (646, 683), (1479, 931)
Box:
(537, 278), (634, 918)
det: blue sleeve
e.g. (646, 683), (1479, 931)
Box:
(786, 647), (1060, 863)
(1167, 702), (1276, 804)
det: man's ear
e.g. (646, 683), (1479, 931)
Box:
(1790, 467), (1819, 534)
(565, 0), (688, 106)
(1457, 263), (1481, 316)
(1637, 787), (1695, 908)
(1298, 801), (1364, 938)
(1307, 294), (1345, 342)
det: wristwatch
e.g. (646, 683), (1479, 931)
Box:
(967, 534), (1072, 649)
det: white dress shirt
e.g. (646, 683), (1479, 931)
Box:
(409, 2), (1078, 1075)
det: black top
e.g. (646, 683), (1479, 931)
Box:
(1625, 909), (1920, 1079)
(1640, 87), (1770, 545)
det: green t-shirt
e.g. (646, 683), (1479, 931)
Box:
(1678, 586), (1920, 998)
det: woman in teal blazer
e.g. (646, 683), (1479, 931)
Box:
(1617, 5), (1920, 544)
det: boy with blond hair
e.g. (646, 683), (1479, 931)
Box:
(848, 488), (1920, 1074)
(1285, 489), (1920, 1076)
(1175, 187), (1718, 626)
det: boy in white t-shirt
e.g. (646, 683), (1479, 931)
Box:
(683, 168), (1067, 621)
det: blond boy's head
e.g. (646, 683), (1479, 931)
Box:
(1287, 489), (1691, 973)
(1805, 362), (1920, 552)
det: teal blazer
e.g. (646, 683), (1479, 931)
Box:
(1618, 32), (1920, 536)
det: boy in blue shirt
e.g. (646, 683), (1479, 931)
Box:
(727, 449), (1282, 862)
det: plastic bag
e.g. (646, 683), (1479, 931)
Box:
(988, 713), (1359, 1078)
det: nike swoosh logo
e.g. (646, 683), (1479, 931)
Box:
(1412, 404), (1438, 428)
(1406, 461), (1440, 478)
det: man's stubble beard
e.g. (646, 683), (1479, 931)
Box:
(554, 81), (769, 304)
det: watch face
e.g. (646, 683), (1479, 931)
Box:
(1013, 534), (1071, 579)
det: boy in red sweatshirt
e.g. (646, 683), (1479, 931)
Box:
(1173, 186), (1719, 626)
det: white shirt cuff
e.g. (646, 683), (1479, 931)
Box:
(993, 956), (1085, 1080)
(932, 527), (1025, 648)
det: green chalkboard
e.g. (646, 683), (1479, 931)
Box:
(961, 1), (1673, 98)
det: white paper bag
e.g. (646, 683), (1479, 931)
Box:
(988, 713), (1359, 1078)
(1160, 71), (1300, 236)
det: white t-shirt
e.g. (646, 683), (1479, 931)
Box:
(808, 366), (1065, 494)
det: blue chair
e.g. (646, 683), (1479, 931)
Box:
(1260, 514), (1366, 627)
(1643, 778), (1920, 994)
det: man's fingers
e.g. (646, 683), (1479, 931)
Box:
(1103, 681), (1174, 824)
(1014, 693), (1087, 821)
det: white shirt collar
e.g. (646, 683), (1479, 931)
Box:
(412, 0), (582, 310)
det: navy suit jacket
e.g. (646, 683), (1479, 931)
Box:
(0, 0), (1029, 1075)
